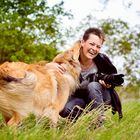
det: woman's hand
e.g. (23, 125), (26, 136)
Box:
(99, 80), (111, 88)
(45, 62), (66, 74)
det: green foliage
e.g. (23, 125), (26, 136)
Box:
(117, 84), (140, 99)
(0, 0), (72, 63)
(99, 19), (140, 86)
(0, 100), (140, 140)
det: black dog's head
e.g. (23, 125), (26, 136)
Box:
(87, 73), (124, 87)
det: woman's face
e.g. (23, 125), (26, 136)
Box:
(80, 34), (103, 60)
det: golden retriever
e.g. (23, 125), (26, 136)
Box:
(0, 41), (81, 126)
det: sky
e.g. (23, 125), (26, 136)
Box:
(48, 0), (140, 28)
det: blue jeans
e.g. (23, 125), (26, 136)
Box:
(59, 82), (111, 119)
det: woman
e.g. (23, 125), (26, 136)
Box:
(46, 27), (123, 124)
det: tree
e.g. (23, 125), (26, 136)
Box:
(99, 19), (140, 86)
(0, 0), (72, 63)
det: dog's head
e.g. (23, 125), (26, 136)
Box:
(53, 40), (81, 65)
(53, 41), (81, 78)
(68, 40), (81, 61)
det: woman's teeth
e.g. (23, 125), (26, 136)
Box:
(88, 49), (96, 55)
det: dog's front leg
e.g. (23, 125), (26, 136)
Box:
(41, 106), (59, 127)
(7, 112), (22, 126)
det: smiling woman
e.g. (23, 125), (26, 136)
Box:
(59, 27), (124, 127)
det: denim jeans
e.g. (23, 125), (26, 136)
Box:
(59, 82), (111, 119)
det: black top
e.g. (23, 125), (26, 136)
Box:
(94, 53), (123, 119)
(94, 53), (117, 74)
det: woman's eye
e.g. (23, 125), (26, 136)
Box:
(89, 43), (95, 46)
(89, 43), (101, 48)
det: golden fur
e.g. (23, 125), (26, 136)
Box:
(0, 41), (81, 126)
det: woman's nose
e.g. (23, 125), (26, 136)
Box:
(92, 45), (98, 51)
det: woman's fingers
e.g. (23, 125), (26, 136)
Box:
(45, 62), (66, 74)
(99, 80), (111, 88)
(56, 64), (66, 74)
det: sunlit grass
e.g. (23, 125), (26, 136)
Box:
(0, 100), (140, 140)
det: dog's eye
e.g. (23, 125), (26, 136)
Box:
(69, 60), (73, 63)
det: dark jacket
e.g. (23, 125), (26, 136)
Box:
(94, 53), (123, 119)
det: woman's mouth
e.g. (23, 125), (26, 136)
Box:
(88, 49), (96, 56)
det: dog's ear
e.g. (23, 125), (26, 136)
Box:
(53, 52), (64, 63)
(53, 50), (72, 63)
(69, 40), (81, 61)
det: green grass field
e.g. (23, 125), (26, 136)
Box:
(0, 100), (140, 140)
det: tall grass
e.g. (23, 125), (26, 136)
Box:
(0, 100), (140, 140)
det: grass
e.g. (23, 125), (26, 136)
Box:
(0, 100), (140, 140)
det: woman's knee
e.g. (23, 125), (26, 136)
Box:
(59, 106), (71, 118)
(87, 82), (104, 105)
(59, 97), (86, 118)
(88, 82), (102, 92)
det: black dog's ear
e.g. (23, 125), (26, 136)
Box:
(101, 73), (125, 86)
(86, 73), (125, 87)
